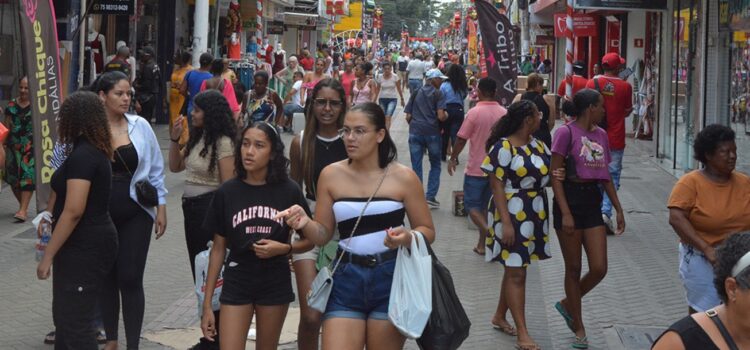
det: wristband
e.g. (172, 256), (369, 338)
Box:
(286, 243), (294, 256)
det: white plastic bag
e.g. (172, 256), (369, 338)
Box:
(388, 231), (433, 339)
(195, 241), (224, 316)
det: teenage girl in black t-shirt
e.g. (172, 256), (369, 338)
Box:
(288, 78), (348, 349)
(36, 91), (117, 350)
(201, 122), (310, 349)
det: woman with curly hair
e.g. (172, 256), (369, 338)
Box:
(668, 124), (750, 314)
(288, 78), (348, 350)
(241, 70), (284, 127)
(652, 232), (750, 349)
(200, 122), (310, 349)
(349, 62), (378, 107)
(3, 76), (35, 222)
(35, 91), (117, 350)
(92, 71), (169, 350)
(168, 89), (237, 348)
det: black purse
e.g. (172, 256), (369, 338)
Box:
(116, 149), (159, 207)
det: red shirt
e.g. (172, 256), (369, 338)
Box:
(585, 75), (632, 150)
(300, 57), (315, 71)
(556, 75), (588, 98)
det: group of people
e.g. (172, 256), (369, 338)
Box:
(8, 38), (750, 350)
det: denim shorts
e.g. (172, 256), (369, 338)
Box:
(379, 98), (398, 117)
(323, 256), (396, 321)
(678, 243), (721, 312)
(463, 175), (491, 213)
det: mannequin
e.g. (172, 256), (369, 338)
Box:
(87, 17), (107, 75)
(272, 43), (286, 74)
(264, 39), (274, 65)
(228, 33), (241, 59)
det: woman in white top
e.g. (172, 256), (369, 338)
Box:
(376, 62), (405, 130)
(168, 89), (237, 348)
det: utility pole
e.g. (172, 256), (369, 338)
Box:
(520, 0), (531, 57)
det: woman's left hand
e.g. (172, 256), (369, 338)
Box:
(37, 258), (52, 280)
(552, 168), (566, 182)
(154, 206), (167, 239)
(383, 227), (412, 249)
(253, 239), (289, 259)
(615, 210), (626, 235)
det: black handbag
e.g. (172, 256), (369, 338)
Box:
(116, 149), (159, 208)
(417, 241), (471, 350)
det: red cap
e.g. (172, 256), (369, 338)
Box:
(601, 52), (625, 69)
(602, 52), (625, 69)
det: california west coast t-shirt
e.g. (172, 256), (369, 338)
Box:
(203, 178), (311, 269)
(551, 122), (611, 181)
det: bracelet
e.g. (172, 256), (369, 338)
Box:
(170, 138), (180, 143)
(286, 243), (293, 256)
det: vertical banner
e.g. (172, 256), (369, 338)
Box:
(467, 20), (478, 65)
(18, 0), (63, 210)
(476, 0), (518, 106)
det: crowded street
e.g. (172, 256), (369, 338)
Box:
(1, 111), (686, 349)
(3, 0), (750, 349)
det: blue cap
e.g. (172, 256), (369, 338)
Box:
(425, 68), (448, 80)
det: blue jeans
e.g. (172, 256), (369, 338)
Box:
(283, 103), (304, 119)
(679, 243), (721, 312)
(601, 149), (624, 217)
(379, 98), (398, 117)
(409, 134), (442, 200)
(408, 79), (423, 95)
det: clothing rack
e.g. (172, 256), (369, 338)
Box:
(228, 59), (255, 90)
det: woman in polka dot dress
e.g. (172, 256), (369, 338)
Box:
(481, 100), (551, 350)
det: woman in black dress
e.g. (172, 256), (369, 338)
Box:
(36, 91), (117, 350)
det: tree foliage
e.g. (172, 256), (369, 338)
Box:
(377, 0), (432, 38)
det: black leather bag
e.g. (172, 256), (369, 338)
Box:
(116, 149), (159, 208)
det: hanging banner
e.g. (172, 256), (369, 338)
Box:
(18, 0), (63, 210)
(468, 21), (478, 66)
(476, 0), (518, 106)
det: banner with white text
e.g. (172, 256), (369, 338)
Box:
(18, 0), (63, 210)
(476, 0), (518, 106)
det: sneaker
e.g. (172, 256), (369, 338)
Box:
(602, 214), (615, 235)
(427, 198), (440, 209)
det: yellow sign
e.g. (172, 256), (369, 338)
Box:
(334, 1), (362, 33)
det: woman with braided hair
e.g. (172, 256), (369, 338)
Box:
(35, 91), (117, 350)
(481, 100), (552, 350)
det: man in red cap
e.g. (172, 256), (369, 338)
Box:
(586, 52), (633, 234)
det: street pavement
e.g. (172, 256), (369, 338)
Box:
(0, 101), (687, 349)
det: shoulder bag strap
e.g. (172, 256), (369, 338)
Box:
(115, 148), (134, 178)
(329, 165), (390, 274)
(706, 309), (740, 350)
(594, 77), (601, 92)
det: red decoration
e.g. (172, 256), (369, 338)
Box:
(553, 13), (598, 37)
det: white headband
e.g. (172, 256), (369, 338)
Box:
(732, 251), (750, 277)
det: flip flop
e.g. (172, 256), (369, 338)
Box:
(491, 322), (518, 336)
(43, 331), (55, 344)
(516, 342), (541, 350)
(571, 336), (588, 349)
(13, 213), (27, 223)
(473, 247), (485, 256)
(554, 301), (575, 333)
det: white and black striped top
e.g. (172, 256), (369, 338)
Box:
(333, 197), (405, 255)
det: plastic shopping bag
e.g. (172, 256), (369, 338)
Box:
(417, 242), (471, 350)
(195, 241), (224, 317)
(388, 231), (433, 339)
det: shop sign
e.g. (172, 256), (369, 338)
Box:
(92, 0), (135, 15)
(267, 21), (284, 34)
(553, 13), (598, 37)
(574, 0), (667, 11)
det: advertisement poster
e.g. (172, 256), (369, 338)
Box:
(476, 0), (518, 106)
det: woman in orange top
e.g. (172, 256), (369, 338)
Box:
(668, 124), (750, 313)
(170, 50), (192, 144)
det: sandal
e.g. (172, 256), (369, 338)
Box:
(554, 301), (575, 333)
(571, 336), (588, 349)
(13, 213), (27, 223)
(473, 247), (485, 256)
(43, 331), (55, 344)
(96, 330), (107, 344)
(491, 321), (517, 336)
(516, 342), (541, 350)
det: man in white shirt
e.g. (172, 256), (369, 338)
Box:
(282, 71), (305, 133)
(406, 54), (426, 95)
